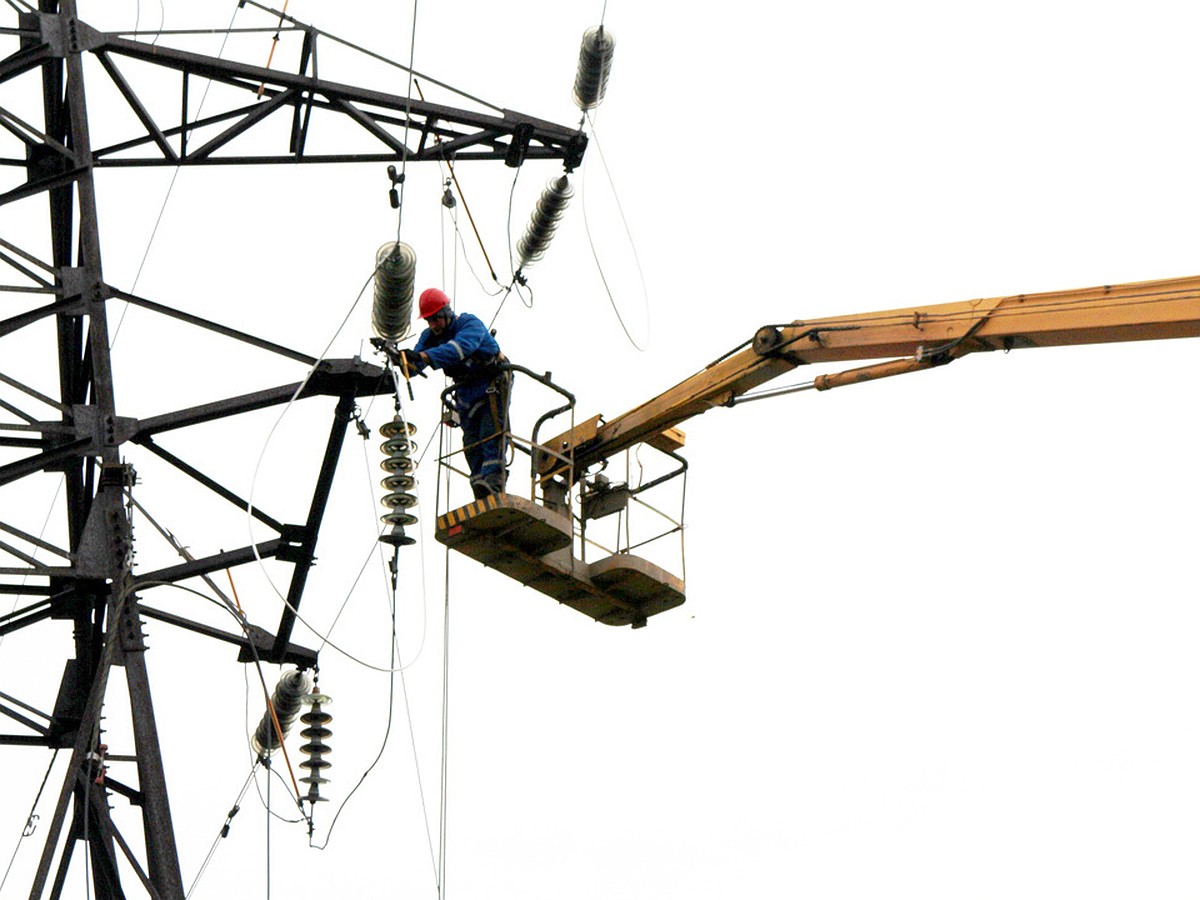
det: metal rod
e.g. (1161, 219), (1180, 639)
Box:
(0, 369), (67, 411)
(112, 288), (318, 364)
(0, 516), (73, 560)
(133, 437), (286, 533)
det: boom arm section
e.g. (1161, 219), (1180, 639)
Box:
(567, 274), (1200, 470)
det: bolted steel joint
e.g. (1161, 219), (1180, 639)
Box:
(752, 326), (784, 355)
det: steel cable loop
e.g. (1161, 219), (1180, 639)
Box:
(304, 397), (439, 899)
(242, 255), (441, 673)
(243, 269), (414, 673)
(243, 0), (436, 672)
(307, 572), (438, 891)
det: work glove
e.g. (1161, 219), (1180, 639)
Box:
(398, 348), (423, 374)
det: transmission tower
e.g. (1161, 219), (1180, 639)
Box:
(0, 3), (585, 897)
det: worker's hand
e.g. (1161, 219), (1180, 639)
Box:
(398, 348), (423, 374)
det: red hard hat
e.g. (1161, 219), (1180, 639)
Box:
(419, 287), (451, 319)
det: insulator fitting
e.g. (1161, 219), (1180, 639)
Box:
(572, 25), (615, 111)
(372, 242), (417, 342)
(251, 669), (312, 756)
(379, 416), (418, 545)
(517, 176), (573, 271)
(299, 690), (333, 804)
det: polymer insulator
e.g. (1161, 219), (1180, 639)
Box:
(372, 242), (417, 342)
(299, 691), (332, 804)
(572, 25), (615, 111)
(516, 176), (573, 271)
(251, 669), (311, 756)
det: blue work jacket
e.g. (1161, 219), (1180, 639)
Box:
(414, 312), (503, 410)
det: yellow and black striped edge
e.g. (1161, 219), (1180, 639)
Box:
(435, 492), (504, 534)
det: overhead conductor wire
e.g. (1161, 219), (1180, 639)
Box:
(185, 764), (258, 899)
(306, 395), (435, 876)
(110, 1), (243, 349)
(0, 750), (58, 893)
(581, 109), (649, 351)
(230, 2), (444, 888)
(413, 75), (506, 300)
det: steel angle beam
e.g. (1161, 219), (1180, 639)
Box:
(80, 29), (586, 168)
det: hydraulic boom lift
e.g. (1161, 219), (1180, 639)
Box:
(435, 274), (1200, 626)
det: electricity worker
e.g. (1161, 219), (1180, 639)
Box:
(398, 288), (511, 499)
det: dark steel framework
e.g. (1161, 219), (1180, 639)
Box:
(0, 3), (585, 897)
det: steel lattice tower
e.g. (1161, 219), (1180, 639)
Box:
(0, 3), (584, 896)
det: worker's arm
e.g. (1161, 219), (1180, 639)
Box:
(415, 314), (494, 371)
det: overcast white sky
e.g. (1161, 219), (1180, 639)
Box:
(3, 1), (1200, 898)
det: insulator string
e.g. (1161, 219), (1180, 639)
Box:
(372, 242), (418, 342)
(573, 25), (616, 112)
(516, 175), (574, 273)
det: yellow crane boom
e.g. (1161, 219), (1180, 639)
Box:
(564, 274), (1200, 471)
(440, 273), (1200, 628)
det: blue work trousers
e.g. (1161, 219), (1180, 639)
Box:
(459, 375), (510, 497)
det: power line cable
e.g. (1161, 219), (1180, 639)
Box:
(581, 110), (650, 351)
(184, 763), (258, 899)
(110, 1), (243, 349)
(0, 749), (58, 894)
(238, 0), (502, 113)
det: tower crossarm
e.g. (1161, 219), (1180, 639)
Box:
(0, 13), (587, 171)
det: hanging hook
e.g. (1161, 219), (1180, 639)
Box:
(386, 164), (405, 209)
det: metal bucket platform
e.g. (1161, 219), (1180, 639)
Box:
(435, 494), (685, 628)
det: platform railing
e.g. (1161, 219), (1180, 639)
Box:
(436, 363), (577, 515)
(575, 445), (687, 583)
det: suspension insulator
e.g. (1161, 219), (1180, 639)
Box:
(381, 472), (416, 492)
(380, 418), (417, 439)
(381, 436), (417, 456)
(517, 176), (573, 271)
(379, 416), (418, 544)
(251, 669), (311, 757)
(572, 25), (615, 111)
(372, 242), (417, 342)
(299, 690), (332, 804)
(381, 490), (418, 510)
(380, 454), (416, 474)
